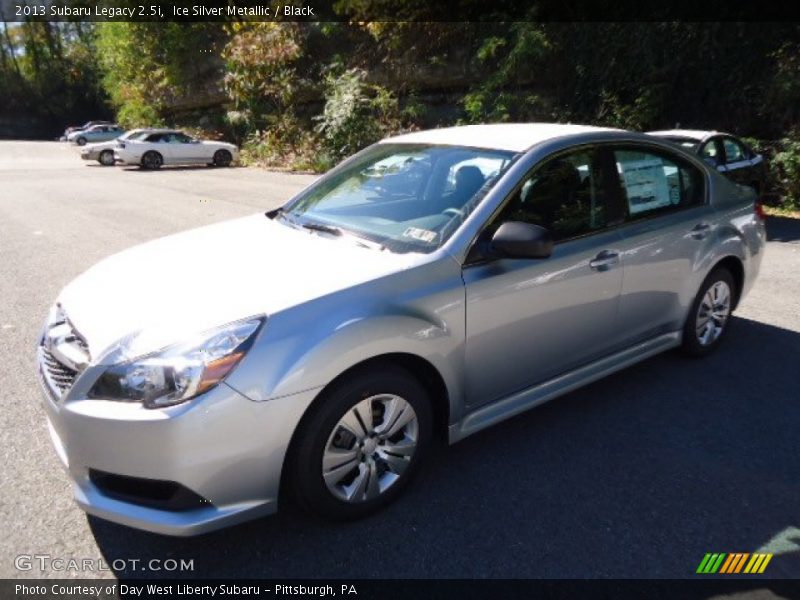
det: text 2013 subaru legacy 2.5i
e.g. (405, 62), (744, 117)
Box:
(38, 124), (765, 535)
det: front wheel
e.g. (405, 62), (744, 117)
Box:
(76, 137), (87, 146)
(98, 149), (115, 166)
(681, 267), (736, 357)
(141, 151), (163, 170)
(290, 366), (432, 520)
(212, 149), (233, 167)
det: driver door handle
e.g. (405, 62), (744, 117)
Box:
(589, 250), (620, 271)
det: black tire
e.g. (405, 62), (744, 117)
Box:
(212, 149), (233, 167)
(141, 151), (163, 170)
(76, 137), (87, 146)
(98, 149), (115, 166)
(289, 365), (432, 520)
(681, 267), (736, 357)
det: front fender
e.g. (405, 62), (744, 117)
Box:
(225, 261), (467, 422)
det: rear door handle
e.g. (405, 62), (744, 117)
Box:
(589, 250), (620, 271)
(690, 222), (712, 240)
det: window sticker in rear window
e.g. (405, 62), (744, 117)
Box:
(618, 158), (672, 215)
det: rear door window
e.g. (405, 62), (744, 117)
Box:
(613, 148), (705, 220)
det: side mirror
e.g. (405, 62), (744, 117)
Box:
(491, 221), (553, 259)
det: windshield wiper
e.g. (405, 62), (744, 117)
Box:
(302, 222), (343, 236)
(303, 221), (386, 251)
(272, 212), (384, 251)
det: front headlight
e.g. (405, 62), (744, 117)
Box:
(88, 318), (263, 408)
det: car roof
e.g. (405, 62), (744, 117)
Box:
(647, 129), (725, 141)
(381, 123), (623, 153)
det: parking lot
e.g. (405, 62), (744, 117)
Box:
(1, 141), (799, 580)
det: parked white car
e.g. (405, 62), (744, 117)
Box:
(80, 129), (153, 166)
(115, 129), (239, 169)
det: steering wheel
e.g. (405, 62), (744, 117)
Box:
(441, 207), (464, 218)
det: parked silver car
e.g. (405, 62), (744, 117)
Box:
(37, 124), (765, 535)
(67, 124), (124, 146)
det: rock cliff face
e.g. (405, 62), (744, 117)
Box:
(159, 54), (488, 126)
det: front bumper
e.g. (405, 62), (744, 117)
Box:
(80, 151), (99, 161)
(40, 367), (319, 536)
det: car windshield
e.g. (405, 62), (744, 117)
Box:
(278, 144), (517, 253)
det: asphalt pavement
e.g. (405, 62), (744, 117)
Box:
(1, 142), (798, 581)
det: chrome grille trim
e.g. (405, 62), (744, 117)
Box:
(38, 307), (91, 401)
(41, 347), (78, 393)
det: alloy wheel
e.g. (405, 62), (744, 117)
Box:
(322, 394), (419, 503)
(695, 280), (731, 346)
(142, 152), (162, 169)
(213, 150), (232, 167)
(100, 150), (115, 166)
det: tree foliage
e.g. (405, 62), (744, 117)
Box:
(94, 22), (226, 128)
(0, 21), (107, 136)
(2, 15), (800, 206)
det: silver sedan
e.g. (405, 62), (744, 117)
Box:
(37, 123), (765, 535)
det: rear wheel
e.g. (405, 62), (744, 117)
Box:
(212, 149), (232, 167)
(289, 366), (432, 520)
(681, 267), (736, 357)
(76, 137), (87, 146)
(98, 149), (115, 166)
(141, 151), (163, 170)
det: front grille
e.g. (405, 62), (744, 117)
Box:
(41, 347), (78, 394)
(38, 306), (90, 400)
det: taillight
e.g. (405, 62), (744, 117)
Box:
(755, 200), (766, 220)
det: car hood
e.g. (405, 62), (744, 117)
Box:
(58, 214), (421, 363)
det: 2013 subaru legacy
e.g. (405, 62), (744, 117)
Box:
(38, 124), (765, 536)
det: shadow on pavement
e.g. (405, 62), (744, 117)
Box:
(766, 215), (800, 243)
(121, 165), (242, 173)
(89, 316), (800, 579)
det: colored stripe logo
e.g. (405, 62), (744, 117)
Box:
(696, 553), (773, 574)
